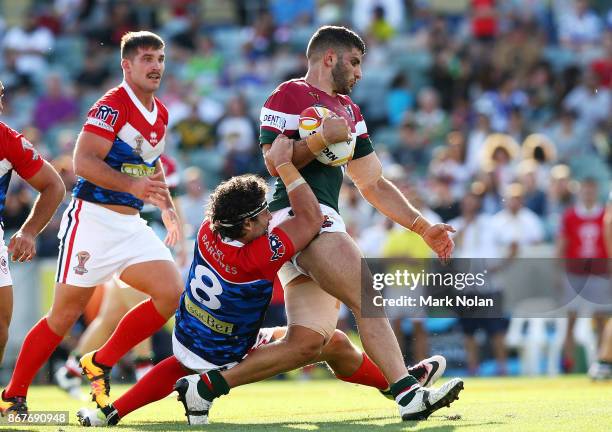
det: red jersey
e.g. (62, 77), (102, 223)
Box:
(0, 122), (44, 220)
(561, 204), (607, 274)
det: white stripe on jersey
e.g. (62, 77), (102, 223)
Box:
(117, 122), (164, 163)
(120, 81), (158, 125)
(355, 119), (367, 136)
(0, 158), (13, 178)
(260, 107), (299, 132)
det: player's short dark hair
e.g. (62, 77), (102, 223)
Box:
(207, 174), (268, 240)
(120, 31), (165, 59)
(306, 26), (366, 60)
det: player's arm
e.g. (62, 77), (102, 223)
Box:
(148, 159), (183, 247)
(73, 131), (168, 201)
(347, 152), (455, 259)
(262, 116), (351, 176)
(9, 161), (65, 262)
(266, 135), (324, 251)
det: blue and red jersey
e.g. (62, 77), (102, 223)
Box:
(174, 220), (295, 365)
(73, 81), (168, 210)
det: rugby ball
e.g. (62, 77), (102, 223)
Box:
(298, 106), (356, 167)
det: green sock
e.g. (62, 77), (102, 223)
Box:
(390, 375), (420, 406)
(197, 370), (230, 401)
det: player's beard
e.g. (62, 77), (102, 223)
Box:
(331, 59), (353, 95)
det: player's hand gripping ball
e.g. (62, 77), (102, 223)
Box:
(298, 106), (355, 167)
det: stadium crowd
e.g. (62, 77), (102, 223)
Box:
(0, 0), (610, 378)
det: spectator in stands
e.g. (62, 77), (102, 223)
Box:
(470, 0), (498, 42)
(466, 101), (494, 175)
(428, 131), (471, 199)
(490, 183), (545, 258)
(517, 159), (547, 217)
(414, 87), (449, 148)
(339, 182), (376, 238)
(521, 133), (558, 189)
(476, 73), (528, 132)
(385, 73), (414, 126)
(563, 69), (611, 129)
(269, 0), (316, 28)
(2, 10), (54, 80)
(216, 95), (258, 177)
(480, 133), (520, 193)
(543, 108), (591, 163)
(176, 167), (208, 240)
(367, 5), (396, 43)
(32, 74), (79, 133)
(352, 0), (404, 33)
(590, 29), (612, 88)
(182, 35), (223, 95)
(172, 100), (216, 153)
(75, 55), (111, 94)
(392, 117), (428, 172)
(428, 174), (461, 222)
(558, 0), (603, 52)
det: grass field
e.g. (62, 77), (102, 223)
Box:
(1, 376), (611, 431)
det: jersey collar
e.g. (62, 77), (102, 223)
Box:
(120, 81), (158, 125)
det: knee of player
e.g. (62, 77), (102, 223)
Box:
(325, 330), (354, 356)
(47, 307), (82, 335)
(296, 339), (323, 363)
(288, 331), (324, 363)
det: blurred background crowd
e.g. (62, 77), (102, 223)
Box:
(0, 0), (610, 381)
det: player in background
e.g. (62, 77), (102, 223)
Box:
(204, 25), (461, 421)
(0, 31), (183, 415)
(0, 81), (65, 370)
(588, 187), (612, 380)
(557, 178), (609, 372)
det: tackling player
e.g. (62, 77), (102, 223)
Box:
(0, 31), (183, 414)
(76, 133), (322, 425)
(229, 25), (461, 421)
(0, 81), (65, 370)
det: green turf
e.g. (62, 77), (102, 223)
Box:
(1, 376), (611, 431)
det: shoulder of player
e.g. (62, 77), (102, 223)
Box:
(276, 78), (308, 92)
(0, 120), (17, 139)
(154, 96), (169, 120)
(269, 79), (313, 101)
(0, 121), (24, 150)
(94, 85), (128, 110)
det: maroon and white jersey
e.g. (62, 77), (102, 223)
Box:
(259, 78), (374, 212)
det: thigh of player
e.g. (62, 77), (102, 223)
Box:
(277, 267), (341, 343)
(297, 231), (371, 313)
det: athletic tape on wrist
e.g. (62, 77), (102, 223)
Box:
(286, 178), (306, 193)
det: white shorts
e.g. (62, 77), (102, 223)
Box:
(270, 204), (346, 285)
(0, 232), (11, 287)
(172, 327), (276, 373)
(55, 199), (173, 287)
